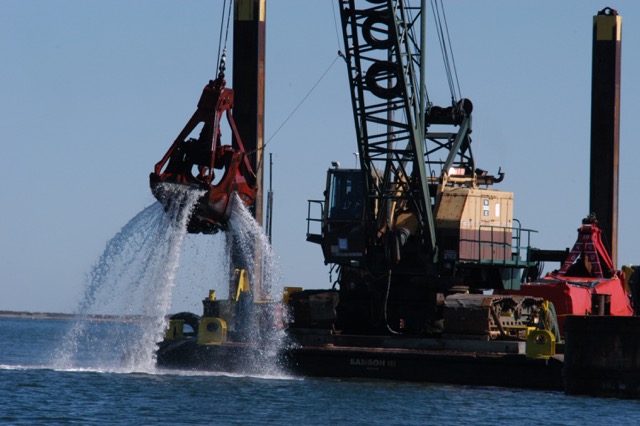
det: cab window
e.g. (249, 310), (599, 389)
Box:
(328, 171), (363, 220)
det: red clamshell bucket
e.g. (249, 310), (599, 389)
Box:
(149, 77), (257, 234)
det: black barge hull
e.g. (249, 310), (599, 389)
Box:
(286, 345), (564, 390)
(564, 316), (640, 398)
(157, 336), (564, 391)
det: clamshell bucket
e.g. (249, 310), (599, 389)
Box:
(149, 77), (256, 234)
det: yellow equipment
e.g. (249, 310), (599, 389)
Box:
(234, 268), (251, 301)
(197, 317), (228, 344)
(165, 319), (185, 340)
(526, 329), (556, 359)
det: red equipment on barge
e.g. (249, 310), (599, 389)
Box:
(516, 215), (633, 334)
(149, 74), (257, 234)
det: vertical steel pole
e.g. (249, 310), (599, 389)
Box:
(266, 153), (274, 243)
(590, 7), (621, 267)
(232, 0), (266, 298)
(233, 0), (265, 226)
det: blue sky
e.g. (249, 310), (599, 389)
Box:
(2, 1), (639, 313)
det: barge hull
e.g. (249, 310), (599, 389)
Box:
(564, 316), (640, 398)
(286, 346), (563, 390)
(157, 337), (564, 391)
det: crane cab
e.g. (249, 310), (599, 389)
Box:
(307, 167), (367, 266)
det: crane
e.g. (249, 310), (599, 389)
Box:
(306, 0), (535, 335)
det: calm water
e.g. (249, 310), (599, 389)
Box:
(1, 317), (640, 425)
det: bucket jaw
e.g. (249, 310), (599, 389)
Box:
(149, 77), (256, 234)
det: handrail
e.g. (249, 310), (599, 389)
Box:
(459, 220), (537, 267)
(306, 200), (325, 237)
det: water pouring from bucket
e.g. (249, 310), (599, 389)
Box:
(149, 75), (257, 235)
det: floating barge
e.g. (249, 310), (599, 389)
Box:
(158, 301), (565, 391)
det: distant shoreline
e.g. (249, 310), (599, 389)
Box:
(0, 310), (75, 320)
(0, 311), (158, 322)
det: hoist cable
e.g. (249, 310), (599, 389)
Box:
(253, 54), (341, 154)
(406, 6), (430, 107)
(215, 0), (227, 71)
(331, 1), (342, 51)
(250, 54), (342, 173)
(431, 0), (455, 99)
(215, 0), (234, 77)
(439, 0), (462, 100)
(431, 0), (456, 102)
(222, 0), (233, 53)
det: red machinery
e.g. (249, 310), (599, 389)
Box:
(149, 76), (256, 234)
(516, 215), (633, 333)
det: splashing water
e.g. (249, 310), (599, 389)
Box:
(227, 193), (282, 300)
(53, 185), (203, 373)
(223, 194), (289, 376)
(53, 187), (288, 377)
